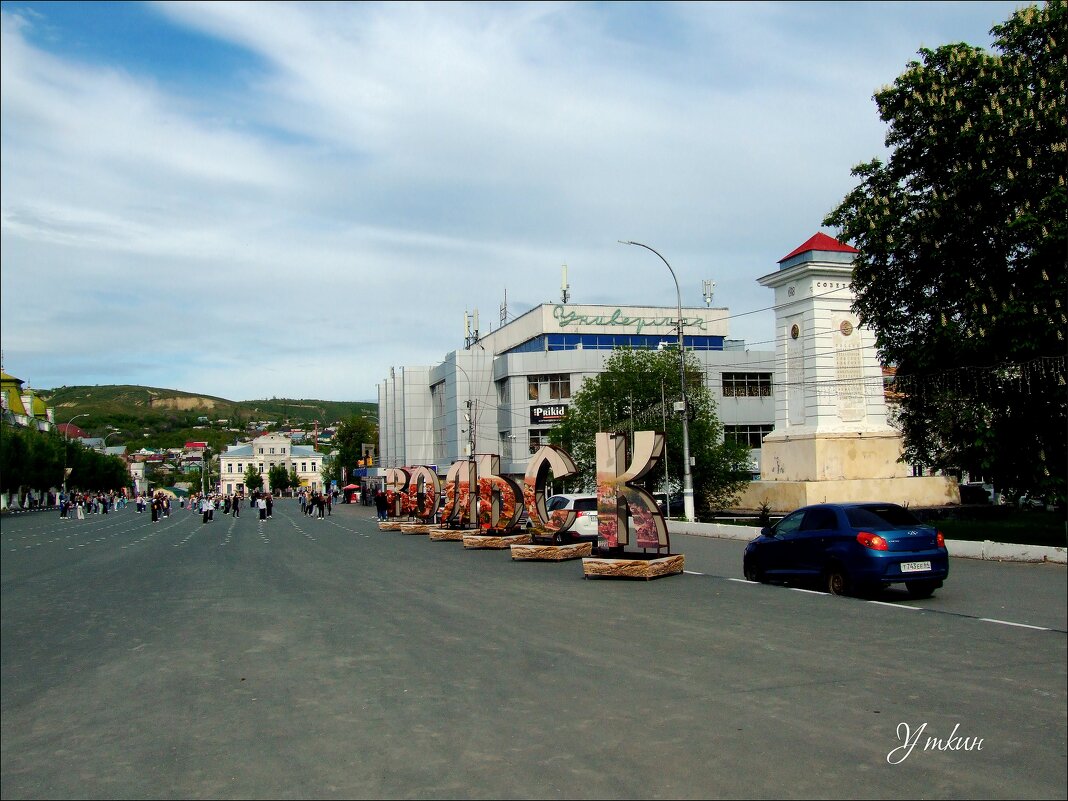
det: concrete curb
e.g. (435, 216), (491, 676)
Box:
(668, 520), (1067, 565)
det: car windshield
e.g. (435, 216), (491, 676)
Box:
(846, 505), (922, 529)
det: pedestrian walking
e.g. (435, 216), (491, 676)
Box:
(232, 495), (240, 518)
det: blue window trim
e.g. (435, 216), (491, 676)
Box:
(504, 333), (725, 355)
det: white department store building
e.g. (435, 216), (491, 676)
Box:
(377, 300), (776, 482)
(218, 433), (325, 495)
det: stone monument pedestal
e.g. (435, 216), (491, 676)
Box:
(737, 432), (959, 513)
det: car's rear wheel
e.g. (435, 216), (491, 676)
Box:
(824, 563), (851, 596)
(905, 579), (941, 599)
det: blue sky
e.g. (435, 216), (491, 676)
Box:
(0, 1), (1025, 401)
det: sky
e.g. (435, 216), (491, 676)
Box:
(0, 0), (1026, 402)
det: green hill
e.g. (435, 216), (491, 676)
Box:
(41, 385), (377, 451)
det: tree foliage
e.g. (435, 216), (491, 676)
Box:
(0, 424), (129, 495)
(329, 416), (378, 479)
(823, 2), (1067, 503)
(268, 463), (292, 494)
(243, 464), (263, 493)
(550, 348), (752, 518)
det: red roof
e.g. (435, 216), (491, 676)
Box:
(779, 232), (859, 263)
(184, 441), (208, 449)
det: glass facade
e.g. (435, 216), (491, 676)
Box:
(504, 333), (725, 354)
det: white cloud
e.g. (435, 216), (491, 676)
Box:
(1, 1), (1023, 400)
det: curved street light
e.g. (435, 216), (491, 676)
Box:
(619, 240), (695, 521)
(64, 413), (88, 438)
(62, 414), (89, 496)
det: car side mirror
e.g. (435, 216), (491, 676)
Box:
(761, 526), (774, 538)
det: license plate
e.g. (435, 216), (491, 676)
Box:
(900, 561), (932, 573)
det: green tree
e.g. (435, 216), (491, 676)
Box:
(330, 416), (378, 479)
(320, 453), (339, 489)
(244, 464), (263, 493)
(823, 2), (1067, 505)
(550, 348), (752, 519)
(268, 463), (291, 494)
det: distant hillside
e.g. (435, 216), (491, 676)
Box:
(40, 384), (376, 450)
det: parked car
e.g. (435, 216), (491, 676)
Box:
(545, 494), (598, 540)
(653, 493), (685, 517)
(742, 502), (949, 598)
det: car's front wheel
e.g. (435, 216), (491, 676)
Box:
(743, 559), (764, 583)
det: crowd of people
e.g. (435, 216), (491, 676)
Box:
(298, 488), (332, 519)
(57, 490), (127, 519)
(47, 486), (367, 524)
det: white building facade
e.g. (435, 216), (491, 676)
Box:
(378, 302), (776, 482)
(218, 433), (325, 495)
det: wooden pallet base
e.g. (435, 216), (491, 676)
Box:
(463, 532), (533, 549)
(399, 523), (433, 535)
(581, 553), (685, 580)
(378, 521), (403, 531)
(428, 528), (466, 541)
(511, 541), (593, 561)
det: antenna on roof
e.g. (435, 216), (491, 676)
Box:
(561, 264), (570, 304)
(702, 279), (716, 307)
(500, 288), (507, 325)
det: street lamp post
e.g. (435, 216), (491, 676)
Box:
(454, 362), (475, 459)
(62, 413), (89, 496)
(102, 431), (120, 453)
(619, 240), (695, 521)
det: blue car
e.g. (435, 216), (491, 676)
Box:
(743, 502), (949, 598)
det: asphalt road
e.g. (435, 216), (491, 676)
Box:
(2, 501), (1065, 800)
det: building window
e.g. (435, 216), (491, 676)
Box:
(269, 447), (275, 455)
(301, 462), (307, 472)
(281, 447), (286, 454)
(238, 463), (243, 473)
(258, 447), (264, 454)
(721, 372), (773, 397)
(528, 428), (550, 455)
(311, 462), (316, 471)
(724, 424), (774, 449)
(227, 464), (233, 472)
(497, 378), (509, 405)
(259, 463), (264, 473)
(527, 374), (571, 402)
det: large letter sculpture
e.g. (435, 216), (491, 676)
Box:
(406, 465), (441, 522)
(523, 444), (580, 542)
(596, 431), (670, 551)
(384, 467), (410, 518)
(474, 454), (524, 531)
(440, 459), (476, 528)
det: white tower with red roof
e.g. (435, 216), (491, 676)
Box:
(736, 233), (959, 511)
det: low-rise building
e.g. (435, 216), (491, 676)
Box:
(218, 433), (325, 495)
